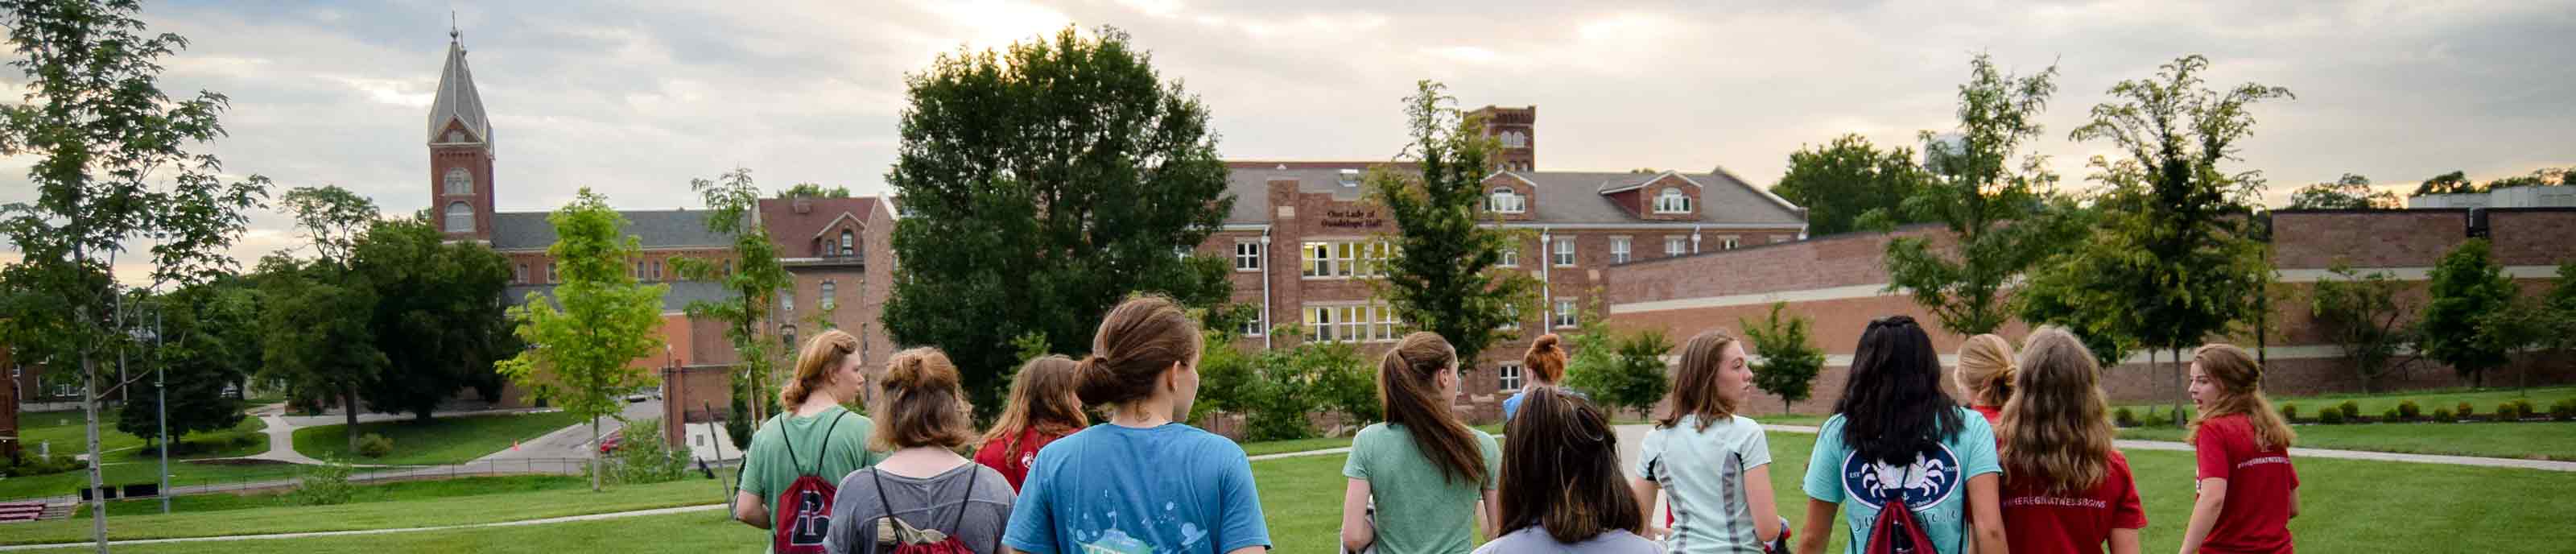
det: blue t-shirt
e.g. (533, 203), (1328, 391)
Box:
(1800, 407), (2000, 554)
(1501, 387), (1586, 422)
(1003, 423), (1272, 554)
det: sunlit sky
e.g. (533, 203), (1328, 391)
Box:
(4, 0), (2571, 283)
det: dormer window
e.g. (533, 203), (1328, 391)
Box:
(1488, 188), (1526, 213)
(839, 230), (855, 256)
(444, 130), (465, 143)
(1654, 188), (1693, 213)
(1337, 168), (1361, 188)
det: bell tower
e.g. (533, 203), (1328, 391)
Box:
(428, 27), (496, 242)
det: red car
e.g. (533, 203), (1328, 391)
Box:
(597, 434), (622, 454)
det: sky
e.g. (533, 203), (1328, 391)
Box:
(2, 0), (2571, 284)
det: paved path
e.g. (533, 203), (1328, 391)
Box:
(0, 503), (727, 552)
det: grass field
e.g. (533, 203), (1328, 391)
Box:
(2117, 420), (2576, 461)
(290, 410), (588, 465)
(72, 475), (588, 519)
(2, 474), (733, 546)
(17, 407), (270, 461)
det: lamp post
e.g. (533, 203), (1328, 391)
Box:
(145, 304), (164, 514)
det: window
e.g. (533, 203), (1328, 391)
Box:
(1306, 303), (1403, 344)
(443, 167), (472, 195)
(820, 280), (836, 310)
(444, 202), (473, 232)
(1234, 241), (1263, 271)
(647, 261), (662, 282)
(1500, 304), (1520, 331)
(1722, 235), (1741, 250)
(780, 289), (795, 312)
(1553, 299), (1579, 329)
(1654, 188), (1693, 213)
(1552, 237), (1575, 267)
(1666, 236), (1688, 257)
(1338, 168), (1361, 187)
(1499, 247), (1518, 267)
(1488, 188), (1526, 213)
(1609, 237), (1631, 264)
(839, 230), (855, 256)
(548, 262), (559, 283)
(1301, 240), (1391, 279)
(634, 261), (645, 279)
(444, 130), (464, 143)
(514, 263), (527, 284)
(1498, 363), (1525, 391)
(1241, 310), (1266, 337)
(1499, 130), (1528, 148)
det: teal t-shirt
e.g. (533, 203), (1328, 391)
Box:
(739, 406), (882, 507)
(1342, 422), (1504, 554)
(1800, 407), (1999, 554)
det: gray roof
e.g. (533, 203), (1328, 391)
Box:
(504, 279), (737, 312)
(427, 39), (492, 147)
(1220, 165), (1805, 226)
(489, 209), (733, 251)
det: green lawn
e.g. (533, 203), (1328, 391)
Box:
(291, 411), (588, 465)
(73, 475), (587, 518)
(1, 473), (733, 545)
(2116, 386), (2576, 420)
(2119, 420), (2576, 461)
(17, 407), (268, 461)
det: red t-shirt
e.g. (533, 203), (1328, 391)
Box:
(2193, 415), (2299, 554)
(972, 428), (1069, 491)
(2002, 450), (2147, 553)
(1973, 404), (2005, 449)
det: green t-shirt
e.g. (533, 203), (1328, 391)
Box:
(1343, 422), (1502, 554)
(740, 406), (881, 507)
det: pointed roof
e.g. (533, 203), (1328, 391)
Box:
(427, 36), (492, 148)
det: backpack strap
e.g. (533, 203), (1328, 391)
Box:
(949, 467), (978, 532)
(811, 411), (849, 475)
(871, 468), (901, 544)
(775, 410), (851, 477)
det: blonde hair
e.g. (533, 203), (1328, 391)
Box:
(782, 329), (860, 407)
(872, 347), (977, 450)
(1658, 329), (1740, 431)
(982, 355), (1089, 457)
(1955, 333), (2017, 407)
(2189, 343), (2297, 450)
(1999, 327), (2115, 494)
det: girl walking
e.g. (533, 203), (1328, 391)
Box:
(2178, 344), (2299, 554)
(1795, 316), (2005, 554)
(1341, 332), (1503, 554)
(1629, 329), (1785, 553)
(824, 348), (1017, 554)
(1996, 328), (2145, 554)
(735, 329), (885, 552)
(1955, 333), (2015, 430)
(973, 355), (1088, 491)
(1473, 387), (1662, 554)
(1501, 333), (1570, 421)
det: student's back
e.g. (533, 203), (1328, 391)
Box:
(1995, 327), (2145, 554)
(1474, 527), (1662, 554)
(1007, 422), (1265, 553)
(2000, 451), (2144, 553)
(1346, 422), (1501, 553)
(742, 405), (879, 507)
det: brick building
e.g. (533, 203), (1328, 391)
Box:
(1203, 105), (1810, 421)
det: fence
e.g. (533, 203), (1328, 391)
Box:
(6, 457), (617, 505)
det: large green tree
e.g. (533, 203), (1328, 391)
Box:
(2310, 263), (2413, 392)
(2046, 54), (2289, 423)
(258, 186), (381, 449)
(1740, 302), (1824, 415)
(1769, 134), (1933, 237)
(2418, 238), (2517, 389)
(1368, 81), (1543, 370)
(2286, 173), (2396, 210)
(670, 167), (794, 439)
(0, 2), (270, 544)
(353, 215), (514, 420)
(1881, 54), (2070, 337)
(114, 279), (260, 446)
(882, 26), (1233, 413)
(2412, 170), (2479, 196)
(497, 188), (669, 492)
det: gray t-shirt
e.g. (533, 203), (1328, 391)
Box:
(1473, 527), (1665, 554)
(824, 461), (1016, 554)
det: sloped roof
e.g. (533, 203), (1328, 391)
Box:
(504, 279), (736, 312)
(488, 209), (733, 251)
(756, 196), (883, 254)
(427, 39), (492, 147)
(1218, 163), (1805, 226)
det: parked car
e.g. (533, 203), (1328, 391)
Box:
(598, 433), (622, 454)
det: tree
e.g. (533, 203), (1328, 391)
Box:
(2309, 263), (2413, 392)
(1740, 302), (1824, 415)
(353, 215), (514, 420)
(0, 2), (271, 544)
(774, 182), (852, 199)
(1769, 134), (1934, 237)
(882, 26), (1234, 414)
(2411, 170), (2479, 196)
(2418, 239), (2516, 389)
(2484, 167), (2572, 190)
(1566, 327), (1674, 421)
(258, 186), (382, 449)
(1368, 81), (1544, 370)
(2057, 54), (2289, 424)
(496, 188), (670, 492)
(115, 279), (259, 448)
(1882, 54), (2068, 337)
(671, 167), (794, 436)
(2286, 173), (2397, 209)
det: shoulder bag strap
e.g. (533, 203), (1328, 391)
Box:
(950, 466), (978, 533)
(871, 469), (902, 545)
(811, 411), (848, 473)
(775, 415), (806, 476)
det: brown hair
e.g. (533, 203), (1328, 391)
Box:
(1999, 327), (2115, 494)
(870, 347), (978, 450)
(782, 329), (861, 407)
(2189, 343), (2296, 450)
(1523, 333), (1568, 384)
(1498, 387), (1641, 544)
(1658, 329), (1742, 431)
(1379, 332), (1486, 486)
(1075, 296), (1203, 407)
(982, 355), (1089, 458)
(1955, 333), (2017, 407)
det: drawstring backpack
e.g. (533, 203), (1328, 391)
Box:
(1860, 465), (1938, 554)
(872, 467), (992, 554)
(770, 412), (850, 554)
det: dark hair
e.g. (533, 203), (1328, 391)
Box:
(1380, 332), (1485, 486)
(1498, 387), (1641, 544)
(1523, 333), (1568, 384)
(1833, 316), (1963, 465)
(872, 347), (978, 450)
(1075, 296), (1203, 407)
(1659, 329), (1743, 431)
(982, 355), (1089, 457)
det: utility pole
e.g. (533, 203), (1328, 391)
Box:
(152, 304), (167, 514)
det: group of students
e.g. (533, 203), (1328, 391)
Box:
(726, 296), (2301, 554)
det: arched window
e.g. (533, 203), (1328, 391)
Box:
(819, 280), (837, 310)
(1488, 188), (1526, 213)
(1654, 188), (1693, 213)
(444, 202), (473, 232)
(839, 230), (855, 256)
(443, 167), (472, 195)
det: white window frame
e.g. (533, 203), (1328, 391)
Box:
(1241, 309), (1266, 337)
(1609, 236), (1631, 264)
(443, 167), (472, 195)
(1501, 304), (1521, 331)
(548, 262), (559, 283)
(1498, 362), (1525, 391)
(840, 230), (855, 256)
(1553, 299), (1579, 329)
(1552, 237), (1575, 267)
(1499, 247), (1518, 267)
(514, 263), (526, 284)
(1488, 188), (1526, 213)
(780, 289), (795, 312)
(1305, 302), (1403, 344)
(819, 280), (837, 310)
(1722, 235), (1741, 250)
(1654, 188), (1693, 213)
(1665, 236), (1688, 257)
(1301, 240), (1389, 279)
(444, 202), (473, 233)
(1234, 241), (1263, 271)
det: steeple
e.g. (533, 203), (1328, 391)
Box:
(427, 30), (492, 148)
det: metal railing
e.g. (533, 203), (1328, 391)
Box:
(4, 457), (610, 505)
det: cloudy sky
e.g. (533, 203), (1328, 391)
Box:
(4, 0), (2571, 283)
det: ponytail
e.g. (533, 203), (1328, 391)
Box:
(1077, 296), (1203, 408)
(1524, 333), (1567, 384)
(1381, 332), (1486, 486)
(1955, 333), (2017, 407)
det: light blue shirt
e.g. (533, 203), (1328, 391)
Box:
(1002, 423), (1271, 554)
(1635, 414), (1773, 554)
(1800, 407), (2000, 554)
